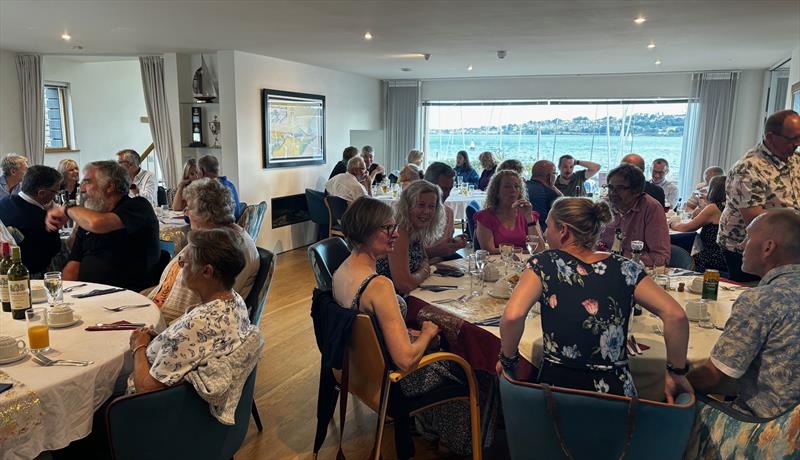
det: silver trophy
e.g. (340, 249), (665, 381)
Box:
(208, 115), (221, 148)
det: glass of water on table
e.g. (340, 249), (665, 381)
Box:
(44, 271), (63, 307)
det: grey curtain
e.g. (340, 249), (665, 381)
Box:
(15, 55), (44, 165)
(139, 56), (177, 188)
(678, 72), (738, 199)
(384, 81), (421, 173)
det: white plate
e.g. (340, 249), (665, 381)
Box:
(0, 349), (28, 365)
(488, 290), (511, 299)
(48, 315), (81, 329)
(687, 286), (703, 295)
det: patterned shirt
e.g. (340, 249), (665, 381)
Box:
(710, 264), (800, 418)
(718, 143), (800, 252)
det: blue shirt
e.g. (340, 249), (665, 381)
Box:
(218, 176), (242, 220)
(0, 175), (21, 199)
(526, 179), (560, 230)
(454, 165), (479, 186)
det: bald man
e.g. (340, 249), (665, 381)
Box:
(526, 160), (562, 230)
(325, 156), (371, 203)
(688, 209), (800, 419)
(620, 153), (666, 207)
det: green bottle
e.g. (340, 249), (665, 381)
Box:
(9, 246), (31, 320)
(0, 241), (11, 312)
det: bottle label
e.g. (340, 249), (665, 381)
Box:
(0, 275), (9, 302)
(701, 280), (719, 301)
(9, 279), (30, 310)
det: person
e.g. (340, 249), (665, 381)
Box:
(407, 149), (424, 169)
(149, 178), (259, 326)
(598, 163), (670, 266)
(197, 154), (242, 220)
(454, 150), (479, 185)
(128, 227), (262, 395)
(57, 159), (80, 202)
(685, 166), (724, 216)
(117, 149), (157, 208)
(325, 156), (371, 204)
(649, 158), (679, 208)
(498, 197), (692, 401)
(329, 146), (360, 179)
(171, 158), (202, 211)
(377, 180), (443, 294)
(718, 110), (800, 282)
(474, 170), (544, 254)
(423, 162), (467, 260)
(477, 151), (497, 191)
(0, 154), (28, 199)
(620, 153), (666, 207)
(45, 160), (160, 292)
(688, 209), (800, 418)
(398, 163), (422, 189)
(526, 160), (562, 231)
(362, 145), (385, 185)
(554, 155), (601, 197)
(498, 159), (524, 175)
(0, 165), (62, 275)
(669, 175), (728, 273)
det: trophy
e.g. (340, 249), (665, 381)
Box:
(208, 115), (221, 148)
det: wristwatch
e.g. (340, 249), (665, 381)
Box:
(575, 160), (580, 166)
(666, 362), (690, 375)
(64, 201), (78, 217)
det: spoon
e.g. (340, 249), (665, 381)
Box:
(63, 283), (87, 293)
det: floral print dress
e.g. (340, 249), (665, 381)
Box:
(528, 250), (646, 397)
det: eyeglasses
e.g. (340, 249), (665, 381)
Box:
(177, 255), (187, 268)
(773, 132), (800, 143)
(607, 185), (632, 192)
(379, 224), (399, 236)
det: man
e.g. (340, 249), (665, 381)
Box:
(362, 145), (385, 185)
(45, 161), (160, 292)
(598, 163), (670, 266)
(554, 154), (601, 197)
(324, 156), (371, 204)
(197, 154), (242, 220)
(526, 160), (562, 231)
(0, 154), (28, 199)
(0, 166), (62, 275)
(328, 146), (360, 179)
(620, 153), (666, 207)
(685, 166), (724, 216)
(423, 162), (466, 260)
(117, 149), (157, 207)
(718, 110), (800, 282)
(649, 158), (679, 208)
(688, 209), (800, 418)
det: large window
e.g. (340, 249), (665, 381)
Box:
(44, 82), (74, 152)
(424, 99), (688, 191)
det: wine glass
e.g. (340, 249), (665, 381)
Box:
(43, 271), (63, 308)
(526, 235), (542, 255)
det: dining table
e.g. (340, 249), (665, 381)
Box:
(374, 189), (486, 221)
(0, 281), (160, 460)
(158, 211), (189, 256)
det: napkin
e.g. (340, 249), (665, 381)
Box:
(85, 321), (143, 331)
(72, 287), (125, 298)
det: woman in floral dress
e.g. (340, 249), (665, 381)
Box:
(498, 197), (693, 402)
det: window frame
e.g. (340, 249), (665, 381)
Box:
(44, 82), (79, 153)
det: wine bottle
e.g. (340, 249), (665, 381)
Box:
(611, 228), (624, 256)
(8, 246), (31, 320)
(0, 241), (11, 312)
(630, 240), (645, 316)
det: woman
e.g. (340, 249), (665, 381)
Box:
(333, 197), (473, 455)
(474, 170), (544, 254)
(57, 159), (80, 202)
(407, 149), (424, 169)
(377, 180), (444, 294)
(498, 159), (524, 175)
(149, 178), (259, 325)
(398, 163), (422, 189)
(477, 151), (498, 191)
(498, 197), (692, 402)
(670, 175), (728, 273)
(171, 158), (202, 211)
(129, 227), (256, 393)
(455, 150), (479, 185)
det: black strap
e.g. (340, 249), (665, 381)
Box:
(351, 273), (380, 310)
(336, 347), (350, 460)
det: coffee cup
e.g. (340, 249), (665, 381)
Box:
(0, 335), (26, 360)
(691, 276), (704, 293)
(685, 299), (708, 322)
(48, 305), (75, 325)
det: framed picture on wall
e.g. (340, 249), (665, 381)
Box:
(792, 82), (800, 113)
(261, 89), (326, 168)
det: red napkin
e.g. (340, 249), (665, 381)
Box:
(85, 321), (143, 331)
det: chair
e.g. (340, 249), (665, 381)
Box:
(324, 195), (348, 239)
(465, 200), (480, 249)
(305, 188), (329, 241)
(157, 186), (167, 207)
(498, 370), (695, 460)
(237, 201), (268, 241)
(669, 244), (694, 270)
(307, 237), (351, 290)
(106, 367), (258, 460)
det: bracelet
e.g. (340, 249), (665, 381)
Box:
(131, 344), (148, 355)
(498, 351), (520, 370)
(576, 160), (580, 166)
(666, 362), (689, 375)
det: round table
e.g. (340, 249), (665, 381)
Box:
(0, 281), (160, 460)
(374, 190), (486, 220)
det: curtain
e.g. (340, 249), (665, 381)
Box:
(384, 80), (421, 173)
(139, 56), (177, 188)
(15, 55), (44, 165)
(678, 72), (739, 199)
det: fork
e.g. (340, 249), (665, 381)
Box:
(32, 354), (93, 366)
(103, 303), (151, 312)
(62, 283), (87, 293)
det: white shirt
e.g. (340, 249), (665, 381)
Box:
(652, 179), (679, 208)
(18, 191), (46, 210)
(131, 168), (158, 207)
(325, 173), (367, 203)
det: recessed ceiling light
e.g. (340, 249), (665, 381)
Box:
(634, 16), (646, 24)
(400, 67), (412, 72)
(654, 58), (662, 65)
(467, 65), (473, 71)
(61, 32), (71, 41)
(647, 42), (656, 49)
(363, 31), (372, 40)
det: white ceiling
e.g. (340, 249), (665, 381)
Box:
(1, 1), (798, 80)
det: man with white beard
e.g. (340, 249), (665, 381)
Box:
(46, 160), (160, 291)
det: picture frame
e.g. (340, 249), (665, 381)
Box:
(261, 89), (326, 169)
(792, 81), (800, 114)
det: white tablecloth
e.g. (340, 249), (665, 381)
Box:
(0, 281), (160, 460)
(375, 191), (486, 221)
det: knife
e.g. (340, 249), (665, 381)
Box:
(72, 287), (126, 298)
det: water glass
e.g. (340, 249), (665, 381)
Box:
(526, 235), (541, 255)
(43, 272), (63, 307)
(26, 308), (50, 353)
(467, 254), (484, 298)
(698, 301), (715, 329)
(499, 244), (513, 275)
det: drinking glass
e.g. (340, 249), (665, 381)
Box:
(698, 300), (714, 329)
(526, 235), (541, 255)
(26, 307), (50, 353)
(499, 244), (513, 276)
(43, 272), (63, 307)
(466, 254), (481, 299)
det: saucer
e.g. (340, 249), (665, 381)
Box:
(687, 286), (703, 295)
(0, 349), (28, 365)
(488, 289), (511, 299)
(49, 315), (81, 329)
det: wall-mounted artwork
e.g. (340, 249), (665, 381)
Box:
(261, 89), (325, 168)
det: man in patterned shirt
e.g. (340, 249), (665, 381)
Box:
(718, 110), (800, 282)
(688, 209), (800, 418)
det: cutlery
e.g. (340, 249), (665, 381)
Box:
(72, 287), (125, 298)
(32, 354), (93, 366)
(103, 304), (151, 312)
(95, 322), (145, 328)
(475, 316), (501, 326)
(420, 284), (458, 290)
(62, 283), (87, 293)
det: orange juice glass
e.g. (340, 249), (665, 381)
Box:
(26, 308), (50, 352)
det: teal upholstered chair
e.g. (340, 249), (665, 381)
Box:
(498, 370), (696, 460)
(237, 201), (267, 241)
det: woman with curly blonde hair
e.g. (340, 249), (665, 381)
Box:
(57, 159), (80, 201)
(477, 151), (498, 190)
(475, 169), (544, 254)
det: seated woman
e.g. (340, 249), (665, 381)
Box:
(128, 227), (258, 393)
(171, 158), (202, 211)
(58, 159), (80, 202)
(498, 159), (524, 175)
(377, 180), (444, 294)
(475, 169), (544, 254)
(149, 178), (259, 325)
(669, 175), (728, 273)
(498, 197), (692, 402)
(398, 164), (422, 189)
(407, 149), (424, 169)
(477, 151), (497, 191)
(454, 150), (479, 185)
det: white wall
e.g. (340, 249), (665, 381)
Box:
(41, 57), (151, 169)
(230, 50), (381, 253)
(0, 49), (24, 155)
